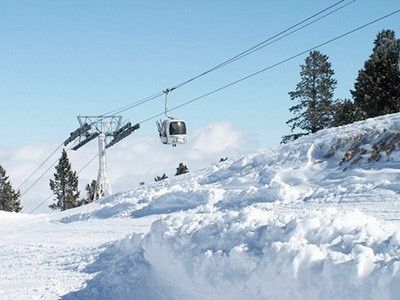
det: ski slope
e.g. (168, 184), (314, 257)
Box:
(3, 113), (400, 299)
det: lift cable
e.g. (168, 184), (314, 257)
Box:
(169, 0), (354, 91)
(28, 152), (99, 214)
(101, 0), (354, 116)
(17, 141), (65, 191)
(20, 143), (76, 199)
(136, 8), (400, 126)
(17, 122), (91, 194)
(101, 91), (164, 117)
(198, 0), (357, 77)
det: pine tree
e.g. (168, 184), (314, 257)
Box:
(352, 30), (400, 119)
(85, 180), (97, 203)
(331, 99), (359, 127)
(283, 50), (337, 142)
(49, 149), (80, 211)
(0, 165), (22, 212)
(175, 163), (189, 176)
(154, 173), (168, 182)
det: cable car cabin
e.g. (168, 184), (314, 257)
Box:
(157, 119), (187, 146)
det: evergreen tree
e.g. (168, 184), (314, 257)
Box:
(331, 99), (359, 127)
(352, 30), (400, 119)
(0, 165), (22, 212)
(85, 180), (97, 203)
(175, 163), (189, 176)
(49, 149), (80, 211)
(154, 173), (168, 182)
(283, 50), (337, 142)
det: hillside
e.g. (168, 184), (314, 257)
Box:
(3, 113), (400, 299)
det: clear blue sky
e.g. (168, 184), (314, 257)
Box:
(1, 0), (399, 147)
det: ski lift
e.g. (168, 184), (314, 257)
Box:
(156, 89), (187, 147)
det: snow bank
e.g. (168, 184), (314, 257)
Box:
(58, 114), (400, 299)
(65, 208), (400, 300)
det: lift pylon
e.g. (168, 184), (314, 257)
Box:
(65, 115), (139, 201)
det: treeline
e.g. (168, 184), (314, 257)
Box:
(0, 149), (96, 213)
(282, 29), (400, 143)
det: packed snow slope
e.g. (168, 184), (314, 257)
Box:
(3, 113), (400, 299)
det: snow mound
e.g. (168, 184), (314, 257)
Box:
(64, 208), (400, 300)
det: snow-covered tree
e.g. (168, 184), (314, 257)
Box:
(283, 50), (337, 142)
(49, 149), (80, 211)
(0, 164), (22, 212)
(352, 29), (400, 119)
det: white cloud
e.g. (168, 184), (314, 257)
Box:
(189, 122), (242, 158)
(0, 122), (257, 214)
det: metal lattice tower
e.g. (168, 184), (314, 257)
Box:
(64, 115), (140, 201)
(95, 121), (112, 200)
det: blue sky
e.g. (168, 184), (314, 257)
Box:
(1, 0), (399, 148)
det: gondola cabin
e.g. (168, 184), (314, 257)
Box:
(157, 119), (187, 146)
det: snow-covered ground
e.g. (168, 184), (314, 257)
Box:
(3, 113), (400, 299)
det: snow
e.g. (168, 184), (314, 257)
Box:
(3, 113), (400, 299)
